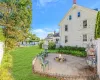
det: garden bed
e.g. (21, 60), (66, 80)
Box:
(49, 46), (87, 57)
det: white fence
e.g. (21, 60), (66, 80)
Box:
(0, 42), (4, 64)
(92, 39), (100, 78)
(97, 39), (100, 78)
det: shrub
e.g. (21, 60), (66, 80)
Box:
(57, 49), (86, 57)
(60, 46), (85, 51)
(2, 53), (13, 69)
(56, 46), (86, 57)
(38, 41), (44, 49)
(95, 11), (100, 39)
(0, 67), (13, 80)
(48, 41), (56, 50)
(0, 28), (5, 42)
(71, 51), (86, 57)
(0, 52), (13, 80)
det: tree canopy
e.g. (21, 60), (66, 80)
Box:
(0, 0), (32, 49)
(95, 11), (100, 39)
(26, 33), (40, 42)
(0, 27), (5, 41)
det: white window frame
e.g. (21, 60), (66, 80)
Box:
(65, 36), (68, 43)
(65, 25), (68, 31)
(83, 34), (87, 42)
(83, 20), (87, 28)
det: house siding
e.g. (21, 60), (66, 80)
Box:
(59, 4), (98, 47)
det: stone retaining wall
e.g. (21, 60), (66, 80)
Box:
(33, 69), (99, 80)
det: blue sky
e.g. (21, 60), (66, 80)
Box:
(31, 0), (100, 39)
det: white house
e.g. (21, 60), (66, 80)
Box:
(45, 33), (54, 42)
(59, 1), (98, 47)
(45, 31), (60, 44)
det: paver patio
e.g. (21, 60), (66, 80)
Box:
(33, 53), (96, 76)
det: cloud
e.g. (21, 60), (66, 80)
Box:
(32, 27), (59, 39)
(37, 0), (59, 7)
(32, 29), (47, 39)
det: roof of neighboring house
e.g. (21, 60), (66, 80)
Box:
(47, 34), (53, 37)
(45, 33), (53, 39)
(45, 32), (60, 39)
(53, 33), (59, 37)
(45, 37), (53, 39)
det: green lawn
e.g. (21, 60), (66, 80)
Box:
(10, 46), (56, 80)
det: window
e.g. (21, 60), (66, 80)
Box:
(69, 15), (72, 20)
(78, 12), (80, 17)
(65, 25), (68, 31)
(83, 34), (87, 41)
(65, 36), (68, 43)
(56, 39), (59, 42)
(83, 20), (87, 28)
(56, 39), (59, 43)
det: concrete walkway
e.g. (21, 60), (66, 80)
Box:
(33, 53), (96, 76)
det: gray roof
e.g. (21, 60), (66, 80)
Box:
(45, 37), (53, 39)
(53, 33), (59, 37)
(45, 34), (53, 39)
(45, 32), (59, 39)
(47, 34), (53, 37)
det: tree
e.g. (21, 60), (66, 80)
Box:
(26, 33), (40, 42)
(95, 11), (100, 39)
(0, 0), (32, 49)
(0, 28), (5, 41)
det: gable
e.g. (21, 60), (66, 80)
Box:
(59, 4), (98, 26)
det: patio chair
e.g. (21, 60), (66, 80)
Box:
(38, 56), (49, 71)
(42, 51), (48, 57)
(37, 52), (43, 57)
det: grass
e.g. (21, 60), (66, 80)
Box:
(48, 50), (58, 53)
(10, 46), (56, 80)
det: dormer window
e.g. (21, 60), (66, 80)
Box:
(69, 15), (72, 20)
(78, 12), (80, 17)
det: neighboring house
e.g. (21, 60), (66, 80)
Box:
(53, 31), (60, 44)
(45, 33), (54, 42)
(59, 1), (98, 47)
(45, 31), (60, 44)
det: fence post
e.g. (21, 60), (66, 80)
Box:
(0, 42), (4, 65)
(97, 39), (100, 78)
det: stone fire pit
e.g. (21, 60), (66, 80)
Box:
(54, 54), (66, 62)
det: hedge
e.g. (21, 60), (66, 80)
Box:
(0, 52), (13, 80)
(48, 46), (86, 57)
